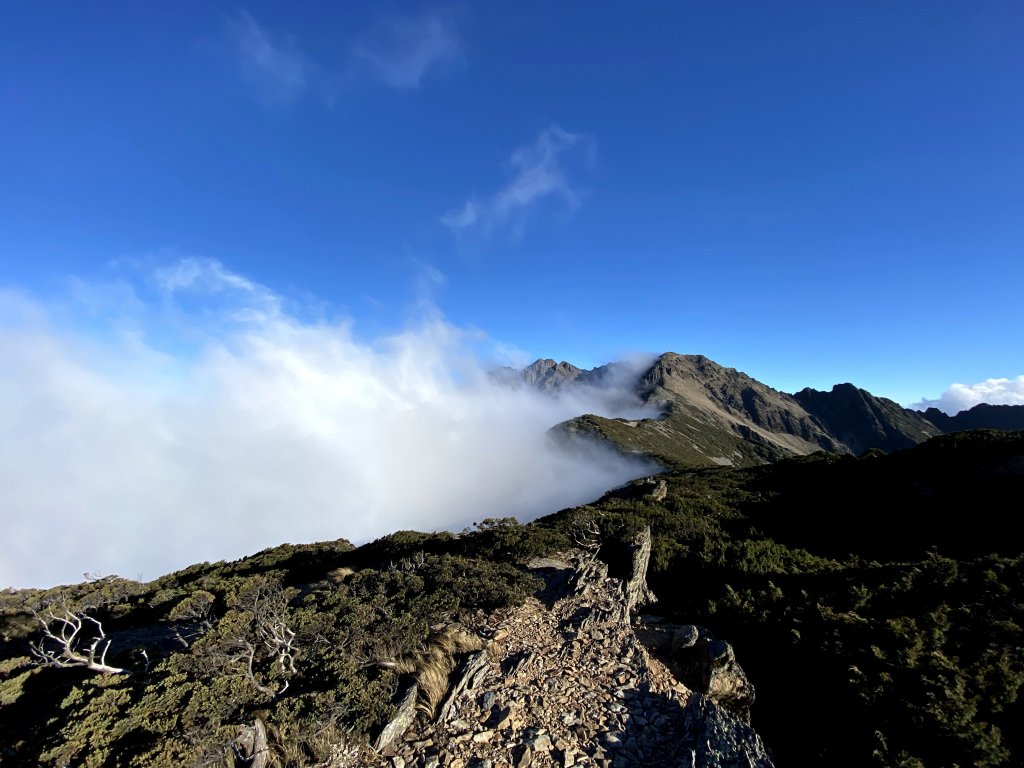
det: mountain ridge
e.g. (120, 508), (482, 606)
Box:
(919, 402), (1024, 432)
(510, 352), (1023, 467)
(793, 382), (942, 454)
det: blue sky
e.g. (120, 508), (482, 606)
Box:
(4, 3), (1024, 584)
(2, 2), (1023, 405)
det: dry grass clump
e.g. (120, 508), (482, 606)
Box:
(390, 626), (485, 715)
(326, 567), (355, 585)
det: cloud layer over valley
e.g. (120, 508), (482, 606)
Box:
(0, 260), (656, 588)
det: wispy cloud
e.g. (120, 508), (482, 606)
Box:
(227, 10), (310, 106)
(353, 11), (462, 89)
(152, 256), (282, 323)
(0, 258), (652, 587)
(912, 375), (1024, 414)
(442, 125), (595, 240)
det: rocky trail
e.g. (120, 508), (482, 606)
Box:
(362, 533), (774, 768)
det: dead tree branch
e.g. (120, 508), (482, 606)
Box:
(30, 605), (125, 675)
(211, 579), (299, 698)
(568, 510), (603, 554)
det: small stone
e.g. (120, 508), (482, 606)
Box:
(472, 730), (495, 743)
(512, 745), (533, 768)
(527, 733), (552, 752)
(672, 625), (699, 651)
(494, 706), (515, 730)
(480, 692), (497, 712)
(391, 758), (406, 768)
(424, 758), (440, 768)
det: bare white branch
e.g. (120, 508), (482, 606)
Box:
(30, 605), (125, 675)
(568, 510), (603, 553)
(212, 581), (299, 698)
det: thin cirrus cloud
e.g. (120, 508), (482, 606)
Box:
(912, 375), (1024, 415)
(226, 9), (461, 105)
(353, 11), (462, 89)
(0, 257), (654, 588)
(441, 125), (596, 240)
(226, 10), (312, 106)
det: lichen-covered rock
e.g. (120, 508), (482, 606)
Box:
(681, 694), (775, 767)
(621, 527), (658, 616)
(373, 680), (419, 751)
(672, 626), (755, 718)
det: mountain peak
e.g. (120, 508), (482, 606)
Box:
(519, 358), (585, 392)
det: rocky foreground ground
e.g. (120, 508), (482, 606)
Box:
(237, 534), (775, 768)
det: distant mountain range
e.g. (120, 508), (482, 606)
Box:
(503, 354), (1024, 467)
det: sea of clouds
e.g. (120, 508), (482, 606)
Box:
(0, 259), (656, 588)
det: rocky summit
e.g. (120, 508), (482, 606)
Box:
(519, 360), (586, 392)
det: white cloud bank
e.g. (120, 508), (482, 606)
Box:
(0, 260), (654, 588)
(442, 125), (595, 239)
(912, 375), (1024, 415)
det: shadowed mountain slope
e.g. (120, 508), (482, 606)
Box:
(793, 382), (942, 454)
(921, 403), (1024, 432)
